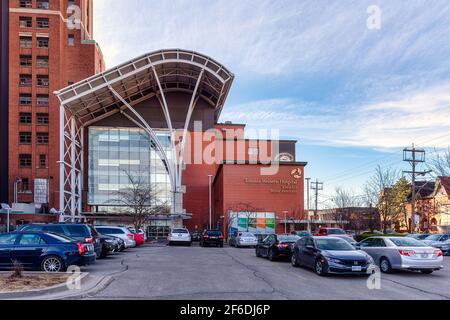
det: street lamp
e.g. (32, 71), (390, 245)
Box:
(208, 175), (213, 230)
(1, 204), (12, 233)
(13, 178), (22, 204)
(282, 211), (289, 234)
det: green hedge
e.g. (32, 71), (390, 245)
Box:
(354, 233), (407, 242)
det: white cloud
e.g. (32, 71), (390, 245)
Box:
(222, 84), (450, 149)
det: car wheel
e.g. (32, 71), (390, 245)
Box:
(99, 247), (108, 259)
(380, 257), (392, 274)
(41, 255), (65, 273)
(314, 259), (327, 276)
(420, 270), (433, 274)
(219, 243), (224, 248)
(256, 247), (261, 257)
(268, 249), (276, 261)
(291, 253), (300, 267)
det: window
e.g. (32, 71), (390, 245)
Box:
(0, 234), (18, 245)
(68, 34), (75, 46)
(36, 56), (49, 68)
(37, 113), (49, 124)
(20, 55), (32, 67)
(37, 37), (49, 48)
(21, 178), (30, 192)
(19, 17), (32, 28)
(19, 234), (46, 245)
(20, 36), (32, 48)
(19, 1), (32, 8)
(39, 154), (47, 168)
(36, 133), (49, 144)
(19, 132), (32, 144)
(19, 154), (32, 168)
(36, 0), (49, 9)
(19, 113), (32, 124)
(36, 95), (49, 106)
(43, 225), (65, 234)
(37, 75), (49, 87)
(19, 74), (32, 86)
(36, 18), (49, 28)
(19, 94), (32, 105)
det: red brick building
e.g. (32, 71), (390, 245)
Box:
(0, 0), (104, 216)
(53, 49), (307, 238)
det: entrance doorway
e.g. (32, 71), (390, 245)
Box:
(147, 220), (171, 240)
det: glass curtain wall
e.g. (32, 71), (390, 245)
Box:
(88, 127), (172, 213)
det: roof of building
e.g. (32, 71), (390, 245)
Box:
(54, 49), (234, 126)
(407, 180), (436, 201)
(437, 176), (450, 197)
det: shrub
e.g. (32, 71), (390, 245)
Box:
(10, 259), (24, 279)
(355, 233), (407, 242)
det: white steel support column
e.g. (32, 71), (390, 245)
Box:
(70, 116), (76, 222)
(59, 105), (65, 218)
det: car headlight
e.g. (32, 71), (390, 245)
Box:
(327, 257), (343, 264)
(105, 239), (114, 244)
(366, 255), (374, 264)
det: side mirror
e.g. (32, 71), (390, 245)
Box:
(354, 244), (361, 250)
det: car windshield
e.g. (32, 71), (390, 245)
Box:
(206, 231), (222, 236)
(315, 238), (355, 251)
(279, 235), (300, 242)
(241, 233), (255, 237)
(96, 227), (124, 235)
(66, 225), (90, 237)
(328, 229), (346, 235)
(341, 237), (356, 244)
(173, 229), (188, 234)
(425, 235), (442, 241)
(390, 237), (427, 247)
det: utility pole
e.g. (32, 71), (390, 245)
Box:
(310, 179), (324, 224)
(403, 144), (431, 233)
(305, 178), (311, 211)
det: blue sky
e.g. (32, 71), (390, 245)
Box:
(93, 0), (450, 205)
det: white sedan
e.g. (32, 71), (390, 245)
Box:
(168, 228), (192, 246)
(358, 236), (444, 274)
(234, 232), (258, 248)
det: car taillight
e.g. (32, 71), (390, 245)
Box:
(127, 234), (134, 240)
(278, 244), (289, 249)
(218, 235), (224, 239)
(203, 235), (209, 238)
(434, 250), (443, 257)
(77, 242), (85, 255)
(84, 237), (93, 243)
(399, 249), (416, 257)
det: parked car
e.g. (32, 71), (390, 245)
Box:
(433, 239), (450, 256)
(291, 236), (375, 276)
(406, 234), (431, 240)
(128, 228), (145, 246)
(94, 226), (136, 248)
(231, 232), (258, 248)
(291, 231), (312, 237)
(190, 232), (201, 242)
(98, 234), (121, 258)
(20, 223), (103, 258)
(200, 230), (224, 247)
(255, 234), (299, 261)
(341, 236), (358, 247)
(314, 228), (353, 239)
(168, 228), (192, 246)
(357, 236), (444, 274)
(423, 234), (450, 247)
(0, 232), (96, 272)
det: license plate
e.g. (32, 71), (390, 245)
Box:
(210, 237), (217, 239)
(85, 245), (93, 252)
(421, 254), (429, 259)
(352, 266), (362, 272)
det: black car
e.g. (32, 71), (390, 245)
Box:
(0, 232), (96, 272)
(19, 223), (103, 258)
(291, 236), (375, 276)
(255, 234), (300, 261)
(200, 230), (224, 247)
(292, 231), (312, 237)
(98, 234), (120, 258)
(190, 232), (201, 242)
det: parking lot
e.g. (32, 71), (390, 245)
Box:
(83, 243), (450, 300)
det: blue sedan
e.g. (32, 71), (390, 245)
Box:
(0, 232), (96, 273)
(291, 236), (375, 276)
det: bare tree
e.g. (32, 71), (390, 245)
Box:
(428, 148), (450, 177)
(330, 187), (355, 229)
(113, 170), (170, 231)
(365, 165), (401, 233)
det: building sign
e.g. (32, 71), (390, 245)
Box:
(228, 211), (276, 235)
(34, 178), (49, 204)
(244, 178), (299, 194)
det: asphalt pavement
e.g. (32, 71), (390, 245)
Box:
(82, 243), (450, 300)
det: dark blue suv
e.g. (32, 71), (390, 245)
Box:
(0, 232), (96, 272)
(19, 224), (102, 258)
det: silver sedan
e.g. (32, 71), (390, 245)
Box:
(234, 232), (258, 248)
(357, 237), (444, 274)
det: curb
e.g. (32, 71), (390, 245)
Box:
(0, 272), (89, 300)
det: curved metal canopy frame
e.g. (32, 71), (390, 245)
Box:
(54, 49), (234, 221)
